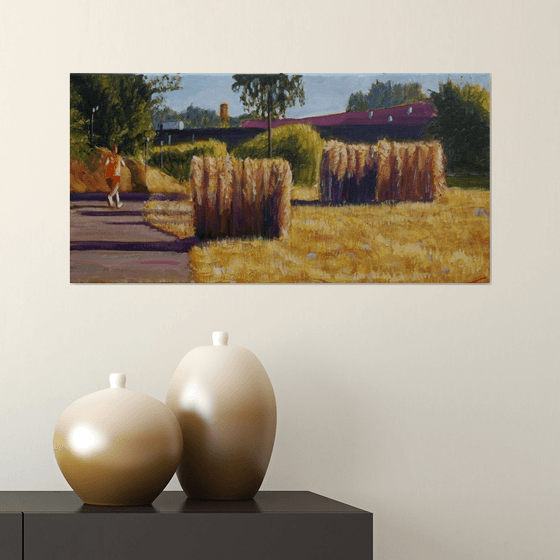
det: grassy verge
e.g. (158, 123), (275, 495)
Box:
(446, 174), (490, 190)
(291, 185), (320, 201)
(189, 188), (490, 283)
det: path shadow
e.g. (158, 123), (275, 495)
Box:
(79, 210), (143, 217)
(71, 238), (201, 252)
(106, 221), (146, 226)
(70, 193), (186, 202)
(70, 204), (108, 210)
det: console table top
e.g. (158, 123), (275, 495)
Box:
(0, 491), (370, 515)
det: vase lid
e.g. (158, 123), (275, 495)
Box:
(212, 332), (229, 346)
(109, 373), (126, 388)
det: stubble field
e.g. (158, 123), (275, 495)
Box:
(144, 186), (490, 283)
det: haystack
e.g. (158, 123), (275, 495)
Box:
(321, 139), (449, 203)
(191, 156), (292, 239)
(320, 140), (378, 203)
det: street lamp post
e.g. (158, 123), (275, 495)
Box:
(90, 106), (99, 145)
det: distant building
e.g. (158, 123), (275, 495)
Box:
(156, 102), (437, 148)
(241, 102), (436, 131)
(160, 121), (185, 131)
(220, 103), (230, 126)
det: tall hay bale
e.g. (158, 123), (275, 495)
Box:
(325, 140), (340, 201)
(327, 140), (340, 179)
(431, 142), (449, 197)
(215, 157), (224, 232)
(361, 145), (378, 202)
(254, 160), (265, 236)
(413, 145), (430, 201)
(376, 140), (392, 202)
(242, 158), (257, 236)
(400, 144), (415, 201)
(191, 156), (205, 237)
(280, 160), (292, 237)
(347, 145), (357, 179)
(265, 160), (279, 236)
(217, 156), (234, 237)
(191, 155), (292, 239)
(317, 140), (447, 203)
(334, 143), (348, 203)
(423, 144), (436, 201)
(345, 145), (358, 202)
(321, 140), (380, 203)
(319, 144), (331, 200)
(231, 158), (244, 237)
(271, 160), (292, 238)
(321, 141), (332, 202)
(336, 142), (348, 181)
(261, 158), (272, 201)
(204, 156), (219, 237)
(366, 145), (377, 171)
(355, 145), (368, 183)
(388, 143), (403, 201)
(261, 159), (275, 237)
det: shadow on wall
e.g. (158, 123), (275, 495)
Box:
(375, 517), (464, 560)
(271, 349), (374, 490)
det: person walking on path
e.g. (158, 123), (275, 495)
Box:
(105, 144), (127, 208)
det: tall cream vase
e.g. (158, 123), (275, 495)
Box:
(166, 332), (277, 500)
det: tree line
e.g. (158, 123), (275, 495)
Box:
(151, 104), (249, 130)
(346, 80), (427, 112)
(427, 80), (489, 172)
(71, 74), (489, 174)
(70, 73), (182, 161)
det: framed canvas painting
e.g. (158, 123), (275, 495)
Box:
(70, 73), (490, 283)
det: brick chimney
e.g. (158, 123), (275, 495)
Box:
(220, 103), (229, 125)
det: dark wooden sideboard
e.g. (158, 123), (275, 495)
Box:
(0, 491), (372, 560)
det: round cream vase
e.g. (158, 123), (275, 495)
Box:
(166, 332), (277, 500)
(53, 373), (183, 506)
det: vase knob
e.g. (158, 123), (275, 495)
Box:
(109, 373), (126, 388)
(212, 332), (229, 346)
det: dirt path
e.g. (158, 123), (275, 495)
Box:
(70, 200), (197, 283)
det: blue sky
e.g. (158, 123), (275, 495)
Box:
(150, 74), (491, 118)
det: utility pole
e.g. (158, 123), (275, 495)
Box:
(90, 106), (99, 145)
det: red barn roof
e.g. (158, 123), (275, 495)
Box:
(241, 101), (436, 129)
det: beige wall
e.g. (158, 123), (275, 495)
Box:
(1, 1), (559, 559)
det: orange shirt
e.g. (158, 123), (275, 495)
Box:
(105, 154), (125, 178)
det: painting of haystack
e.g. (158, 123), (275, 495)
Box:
(70, 73), (490, 283)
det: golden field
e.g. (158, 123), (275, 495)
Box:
(188, 188), (490, 283)
(142, 199), (195, 239)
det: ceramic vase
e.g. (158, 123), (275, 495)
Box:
(53, 373), (183, 506)
(166, 332), (277, 500)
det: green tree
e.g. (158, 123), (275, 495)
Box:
(347, 80), (426, 112)
(427, 79), (490, 172)
(70, 74), (182, 160)
(232, 74), (305, 157)
(233, 124), (324, 187)
(151, 105), (180, 130)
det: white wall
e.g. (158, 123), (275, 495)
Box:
(1, 1), (560, 559)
